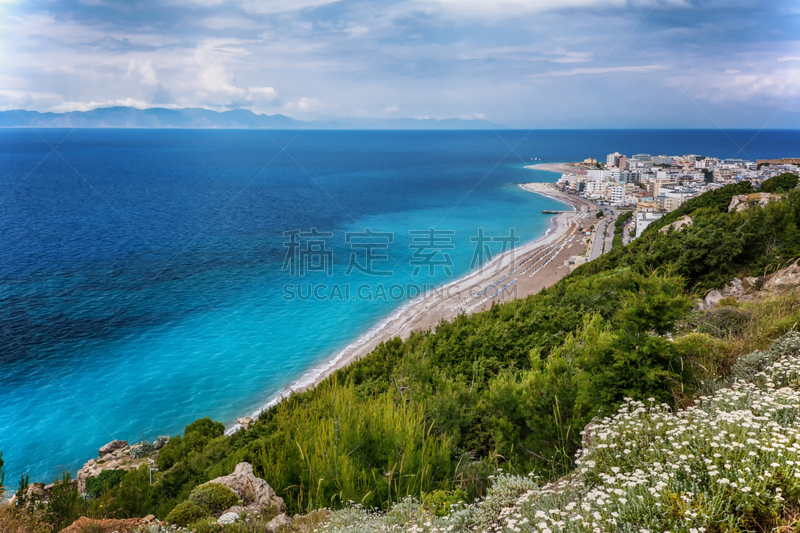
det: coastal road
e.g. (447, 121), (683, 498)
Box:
(589, 210), (613, 261)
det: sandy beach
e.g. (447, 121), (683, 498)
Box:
(524, 162), (586, 175)
(230, 182), (597, 431)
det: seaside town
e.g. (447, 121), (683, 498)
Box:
(553, 154), (800, 238)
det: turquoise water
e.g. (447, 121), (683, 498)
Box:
(0, 128), (797, 484)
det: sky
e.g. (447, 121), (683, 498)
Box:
(0, 0), (798, 128)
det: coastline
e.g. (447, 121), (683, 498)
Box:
(524, 162), (582, 175)
(227, 182), (596, 434)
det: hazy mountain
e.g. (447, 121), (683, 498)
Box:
(0, 107), (503, 130)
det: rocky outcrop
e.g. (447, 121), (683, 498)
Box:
(237, 417), (255, 430)
(98, 439), (128, 457)
(267, 513), (292, 531)
(728, 193), (782, 212)
(699, 278), (745, 310)
(77, 439), (162, 494)
(203, 462), (285, 513)
(765, 260), (800, 291)
(659, 215), (693, 234)
(59, 515), (156, 533)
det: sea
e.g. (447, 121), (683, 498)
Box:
(0, 128), (798, 485)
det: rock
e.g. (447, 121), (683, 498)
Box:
(704, 289), (724, 310)
(728, 193), (782, 213)
(99, 439), (128, 457)
(129, 440), (155, 458)
(267, 513), (291, 531)
(143, 514), (155, 522)
(765, 260), (800, 292)
(743, 276), (761, 289)
(699, 279), (745, 310)
(218, 512), (240, 525)
(659, 215), (693, 234)
(60, 516), (150, 533)
(77, 447), (147, 494)
(237, 417), (255, 430)
(201, 462), (285, 513)
(152, 436), (170, 450)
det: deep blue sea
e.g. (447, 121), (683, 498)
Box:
(0, 128), (798, 485)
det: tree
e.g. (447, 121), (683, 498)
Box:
(45, 471), (83, 532)
(760, 172), (799, 193)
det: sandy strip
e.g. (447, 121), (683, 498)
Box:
(227, 183), (598, 432)
(524, 162), (585, 175)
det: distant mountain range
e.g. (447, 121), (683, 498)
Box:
(0, 107), (503, 130)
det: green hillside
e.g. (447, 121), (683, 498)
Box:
(3, 174), (800, 532)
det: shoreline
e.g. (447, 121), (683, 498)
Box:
(524, 162), (584, 175)
(226, 182), (596, 434)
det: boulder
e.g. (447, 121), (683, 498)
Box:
(703, 289), (724, 310)
(218, 512), (240, 525)
(728, 193), (782, 213)
(658, 215), (693, 234)
(699, 278), (745, 310)
(99, 440), (128, 457)
(201, 462), (285, 513)
(765, 260), (800, 292)
(267, 513), (291, 531)
(237, 417), (255, 430)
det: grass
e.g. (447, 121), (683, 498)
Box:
(312, 330), (800, 533)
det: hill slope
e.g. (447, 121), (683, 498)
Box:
(3, 176), (800, 532)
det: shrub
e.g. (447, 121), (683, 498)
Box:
(187, 517), (222, 533)
(85, 469), (127, 499)
(760, 172), (799, 193)
(165, 500), (210, 527)
(188, 483), (239, 514)
(311, 332), (800, 532)
(421, 489), (467, 517)
(699, 306), (753, 337)
(44, 471), (84, 532)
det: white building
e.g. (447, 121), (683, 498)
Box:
(635, 211), (665, 238)
(610, 184), (626, 205)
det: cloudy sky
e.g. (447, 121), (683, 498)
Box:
(1, 0), (798, 128)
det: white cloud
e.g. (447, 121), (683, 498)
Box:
(428, 0), (628, 19)
(530, 64), (664, 78)
(384, 104), (399, 113)
(284, 97), (323, 112)
(0, 89), (64, 110)
(139, 59), (159, 86)
(778, 56), (800, 62)
(167, 0), (342, 15)
(343, 23), (369, 38)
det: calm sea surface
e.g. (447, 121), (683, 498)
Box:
(0, 128), (797, 483)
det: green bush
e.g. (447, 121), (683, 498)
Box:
(85, 468), (127, 498)
(165, 500), (210, 526)
(188, 483), (239, 514)
(156, 418), (225, 471)
(188, 517), (222, 533)
(421, 489), (467, 517)
(45, 471), (84, 532)
(760, 172), (798, 193)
